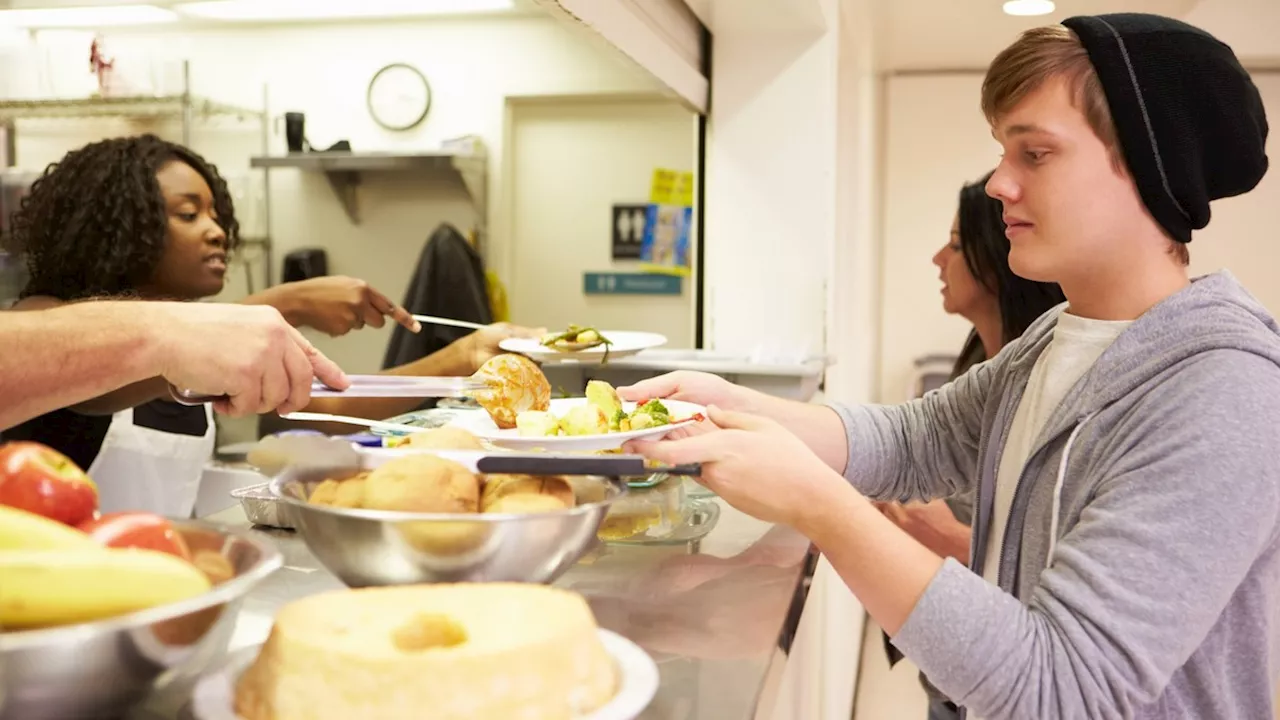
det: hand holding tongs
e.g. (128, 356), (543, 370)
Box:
(169, 374), (490, 407)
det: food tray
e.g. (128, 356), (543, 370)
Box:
(229, 483), (294, 530)
(603, 500), (720, 546)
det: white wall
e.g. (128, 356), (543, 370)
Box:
(3, 15), (668, 373)
(701, 4), (835, 363)
(878, 74), (998, 404)
(877, 70), (1280, 405)
(505, 96), (697, 346)
(700, 0), (879, 716)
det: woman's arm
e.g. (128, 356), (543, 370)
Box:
(240, 276), (418, 337)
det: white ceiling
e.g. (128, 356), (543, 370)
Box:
(883, 0), (1280, 71)
(682, 0), (1280, 71)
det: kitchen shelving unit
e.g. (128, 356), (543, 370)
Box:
(0, 61), (276, 289)
(249, 135), (488, 247)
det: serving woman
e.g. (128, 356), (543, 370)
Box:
(1, 133), (532, 516)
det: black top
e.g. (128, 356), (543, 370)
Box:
(1, 399), (208, 470)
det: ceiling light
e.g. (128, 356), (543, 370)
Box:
(0, 5), (177, 28)
(176, 0), (514, 22)
(1002, 0), (1055, 17)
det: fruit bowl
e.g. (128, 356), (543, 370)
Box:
(0, 520), (281, 720)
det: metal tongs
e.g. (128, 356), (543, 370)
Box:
(245, 433), (701, 479)
(168, 375), (489, 406)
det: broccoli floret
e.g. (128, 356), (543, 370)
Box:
(633, 399), (671, 426)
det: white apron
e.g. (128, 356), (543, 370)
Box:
(87, 404), (216, 518)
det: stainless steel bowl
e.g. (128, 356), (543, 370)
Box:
(270, 465), (625, 587)
(0, 521), (282, 720)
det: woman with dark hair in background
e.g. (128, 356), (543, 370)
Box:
(876, 170), (1065, 720)
(1, 134), (536, 517)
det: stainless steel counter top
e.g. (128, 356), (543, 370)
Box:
(139, 493), (816, 720)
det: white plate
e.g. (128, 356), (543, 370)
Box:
(499, 331), (667, 364)
(186, 629), (658, 720)
(459, 397), (705, 452)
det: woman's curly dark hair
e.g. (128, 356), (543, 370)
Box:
(4, 134), (239, 300)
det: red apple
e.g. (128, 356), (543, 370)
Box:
(77, 511), (191, 560)
(0, 441), (98, 526)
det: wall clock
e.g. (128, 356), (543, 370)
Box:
(367, 62), (431, 131)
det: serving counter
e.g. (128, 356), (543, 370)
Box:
(129, 495), (817, 720)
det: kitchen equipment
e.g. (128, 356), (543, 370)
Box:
(244, 432), (700, 479)
(360, 446), (701, 478)
(230, 482), (294, 529)
(0, 521), (282, 720)
(194, 462), (266, 518)
(278, 412), (442, 435)
(184, 629), (658, 720)
(596, 475), (690, 542)
(169, 375), (488, 407)
(283, 112), (306, 153)
(268, 460), (625, 587)
(411, 314), (487, 331)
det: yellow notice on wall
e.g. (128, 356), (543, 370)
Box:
(649, 168), (695, 206)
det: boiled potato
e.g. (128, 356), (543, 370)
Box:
(516, 410), (560, 437)
(585, 380), (623, 429)
(560, 404), (610, 436)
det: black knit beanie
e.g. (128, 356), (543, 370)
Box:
(1061, 13), (1269, 243)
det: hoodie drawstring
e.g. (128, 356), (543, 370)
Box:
(1047, 413), (1097, 563)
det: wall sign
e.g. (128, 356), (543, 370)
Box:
(640, 168), (693, 276)
(611, 203), (648, 260)
(583, 272), (682, 296)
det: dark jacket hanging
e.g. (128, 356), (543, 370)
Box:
(382, 223), (493, 370)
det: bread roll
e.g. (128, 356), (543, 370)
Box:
(363, 455), (479, 514)
(480, 474), (574, 513)
(473, 354), (551, 429)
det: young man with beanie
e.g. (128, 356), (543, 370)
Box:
(621, 12), (1277, 719)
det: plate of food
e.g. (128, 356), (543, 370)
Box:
(187, 584), (659, 720)
(461, 378), (704, 452)
(499, 325), (666, 364)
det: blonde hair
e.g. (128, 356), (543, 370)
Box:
(982, 25), (1190, 265)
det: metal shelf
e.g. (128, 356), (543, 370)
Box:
(249, 145), (487, 229)
(0, 95), (264, 123)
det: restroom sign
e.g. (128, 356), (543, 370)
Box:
(611, 204), (648, 260)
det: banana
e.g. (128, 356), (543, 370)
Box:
(0, 504), (100, 550)
(0, 547), (213, 628)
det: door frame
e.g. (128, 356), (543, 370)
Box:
(495, 92), (704, 345)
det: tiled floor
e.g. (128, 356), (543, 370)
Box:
(852, 616), (930, 720)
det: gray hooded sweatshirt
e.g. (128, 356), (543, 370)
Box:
(833, 272), (1280, 719)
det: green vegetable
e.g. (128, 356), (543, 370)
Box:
(540, 324), (614, 363)
(632, 399), (670, 426)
